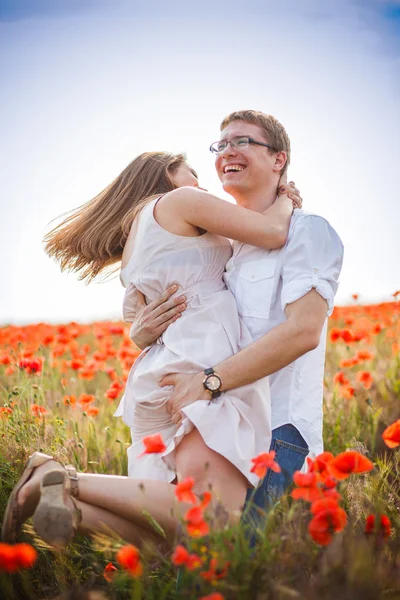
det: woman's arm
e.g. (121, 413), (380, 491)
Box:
(159, 182), (301, 250)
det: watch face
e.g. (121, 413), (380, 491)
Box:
(206, 375), (221, 391)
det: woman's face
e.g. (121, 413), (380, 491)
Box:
(170, 163), (200, 188)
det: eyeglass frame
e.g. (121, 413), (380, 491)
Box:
(209, 135), (278, 155)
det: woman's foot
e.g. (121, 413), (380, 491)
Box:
(33, 469), (81, 549)
(2, 452), (64, 543)
(17, 459), (64, 516)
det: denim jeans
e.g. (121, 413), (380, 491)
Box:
(241, 423), (309, 535)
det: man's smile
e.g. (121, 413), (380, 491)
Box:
(222, 163), (247, 175)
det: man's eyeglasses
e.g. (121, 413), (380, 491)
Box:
(209, 136), (277, 155)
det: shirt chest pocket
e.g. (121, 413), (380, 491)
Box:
(236, 259), (277, 319)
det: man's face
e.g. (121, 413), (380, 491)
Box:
(215, 121), (278, 198)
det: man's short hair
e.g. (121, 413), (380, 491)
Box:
(220, 110), (291, 174)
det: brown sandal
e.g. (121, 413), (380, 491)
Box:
(1, 451), (63, 543)
(32, 468), (82, 549)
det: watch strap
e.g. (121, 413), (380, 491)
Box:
(203, 368), (222, 400)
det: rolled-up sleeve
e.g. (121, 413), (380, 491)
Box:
(280, 214), (344, 316)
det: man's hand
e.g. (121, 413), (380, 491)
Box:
(161, 372), (209, 425)
(130, 285), (187, 350)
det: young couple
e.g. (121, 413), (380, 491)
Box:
(2, 110), (344, 551)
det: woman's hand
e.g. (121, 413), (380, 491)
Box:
(129, 285), (187, 349)
(277, 173), (302, 210)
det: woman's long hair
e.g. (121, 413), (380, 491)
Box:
(44, 151), (188, 282)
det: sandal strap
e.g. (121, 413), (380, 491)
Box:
(70, 496), (82, 525)
(65, 465), (79, 498)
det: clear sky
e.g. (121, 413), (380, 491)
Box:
(1, 0), (399, 324)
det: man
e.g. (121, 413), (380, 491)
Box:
(129, 109), (344, 519)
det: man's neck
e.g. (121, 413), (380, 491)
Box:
(232, 182), (278, 213)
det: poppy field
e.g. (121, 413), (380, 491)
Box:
(0, 296), (399, 600)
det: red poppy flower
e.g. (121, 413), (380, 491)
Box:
(326, 451), (374, 480)
(199, 594), (225, 600)
(380, 515), (392, 538)
(291, 472), (322, 502)
(365, 514), (375, 534)
(356, 370), (373, 389)
(250, 450), (281, 479)
(172, 545), (190, 566)
(340, 357), (359, 369)
(308, 503), (347, 545)
(341, 385), (356, 399)
(293, 472), (318, 487)
(0, 543), (18, 572)
(382, 419), (400, 448)
(86, 406), (100, 417)
(78, 393), (96, 407)
(116, 544), (143, 577)
(103, 562), (118, 582)
(0, 406), (13, 418)
(310, 497), (341, 516)
(184, 506), (209, 537)
(63, 394), (77, 407)
(175, 478), (197, 504)
(171, 545), (202, 570)
(356, 350), (374, 361)
(30, 404), (48, 417)
(18, 357), (43, 374)
(137, 433), (167, 457)
(329, 328), (341, 342)
(310, 452), (335, 477)
(200, 558), (230, 582)
(365, 514), (391, 538)
(104, 386), (121, 400)
(200, 491), (212, 510)
(372, 323), (383, 335)
(340, 329), (355, 344)
(0, 543), (37, 572)
(186, 520), (209, 537)
(69, 358), (84, 371)
(333, 372), (350, 386)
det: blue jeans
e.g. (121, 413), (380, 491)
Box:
(241, 423), (309, 535)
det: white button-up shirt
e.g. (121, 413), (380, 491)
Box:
(224, 209), (344, 459)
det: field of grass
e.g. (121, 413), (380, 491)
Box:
(0, 299), (399, 599)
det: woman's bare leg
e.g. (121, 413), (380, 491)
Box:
(76, 500), (170, 551)
(77, 429), (250, 535)
(18, 431), (249, 542)
(19, 462), (194, 540)
(175, 428), (249, 517)
(77, 474), (192, 537)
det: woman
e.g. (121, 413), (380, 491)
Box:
(2, 151), (301, 549)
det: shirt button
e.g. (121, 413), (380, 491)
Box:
(251, 274), (255, 280)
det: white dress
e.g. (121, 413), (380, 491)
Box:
(115, 198), (271, 487)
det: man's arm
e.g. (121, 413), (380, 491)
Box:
(216, 213), (344, 388)
(215, 289), (327, 390)
(162, 290), (327, 422)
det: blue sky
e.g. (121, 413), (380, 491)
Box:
(1, 0), (399, 323)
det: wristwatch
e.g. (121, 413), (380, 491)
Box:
(203, 368), (222, 400)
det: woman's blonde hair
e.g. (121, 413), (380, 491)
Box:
(44, 151), (189, 282)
